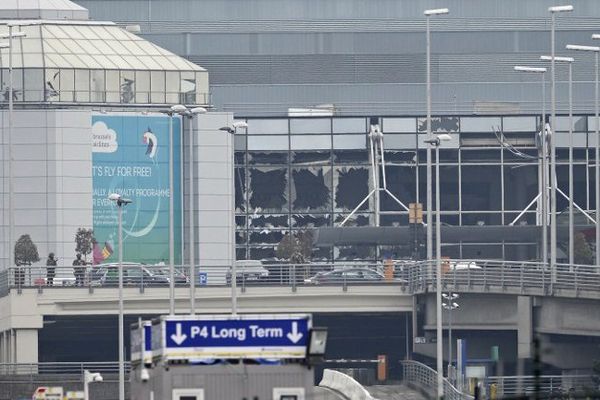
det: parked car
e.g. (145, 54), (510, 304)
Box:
(304, 267), (391, 285)
(90, 263), (188, 287)
(226, 260), (270, 284)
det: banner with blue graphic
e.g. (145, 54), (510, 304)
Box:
(91, 114), (182, 264)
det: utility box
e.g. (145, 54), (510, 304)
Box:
(130, 314), (327, 400)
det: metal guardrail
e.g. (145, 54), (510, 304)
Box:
(486, 374), (597, 397)
(1, 259), (599, 300)
(406, 259), (600, 300)
(400, 360), (473, 400)
(0, 361), (130, 375)
(0, 262), (406, 293)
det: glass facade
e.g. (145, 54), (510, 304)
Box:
(234, 115), (593, 262)
(0, 22), (209, 105)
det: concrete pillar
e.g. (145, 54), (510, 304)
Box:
(15, 328), (38, 364)
(517, 296), (533, 360)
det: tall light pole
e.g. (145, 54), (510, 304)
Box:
(167, 104), (187, 315)
(424, 132), (451, 400)
(0, 26), (26, 267)
(425, 7), (449, 265)
(219, 121), (248, 316)
(566, 44), (600, 265)
(108, 193), (132, 400)
(185, 107), (207, 315)
(514, 66), (548, 265)
(0, 41), (9, 265)
(549, 5), (573, 277)
(442, 292), (459, 380)
(541, 55), (575, 265)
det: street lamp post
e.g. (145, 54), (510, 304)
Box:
(549, 5), (573, 277)
(566, 44), (600, 266)
(219, 121), (248, 316)
(541, 55), (575, 265)
(185, 107), (206, 315)
(514, 66), (548, 265)
(424, 132), (451, 400)
(108, 193), (132, 400)
(442, 292), (459, 380)
(425, 7), (449, 267)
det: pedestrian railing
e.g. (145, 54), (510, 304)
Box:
(1, 259), (599, 300)
(486, 374), (596, 397)
(0, 361), (129, 375)
(400, 360), (473, 400)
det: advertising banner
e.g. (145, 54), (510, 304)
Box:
(91, 114), (182, 264)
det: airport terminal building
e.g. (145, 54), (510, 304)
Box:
(1, 0), (600, 384)
(77, 0), (600, 262)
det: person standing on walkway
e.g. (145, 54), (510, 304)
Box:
(46, 253), (57, 286)
(73, 253), (86, 286)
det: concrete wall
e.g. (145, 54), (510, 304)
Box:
(0, 109), (93, 268)
(190, 112), (234, 268)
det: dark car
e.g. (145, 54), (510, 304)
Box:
(303, 267), (388, 285)
(90, 263), (188, 287)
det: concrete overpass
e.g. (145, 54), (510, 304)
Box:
(1, 260), (599, 373)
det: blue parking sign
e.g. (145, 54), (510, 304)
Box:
(198, 272), (207, 285)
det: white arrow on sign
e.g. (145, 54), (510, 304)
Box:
(170, 323), (187, 345)
(286, 321), (303, 344)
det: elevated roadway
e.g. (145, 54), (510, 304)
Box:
(1, 260), (599, 369)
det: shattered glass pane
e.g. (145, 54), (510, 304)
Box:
(249, 214), (289, 228)
(249, 246), (276, 260)
(417, 116), (459, 133)
(383, 151), (417, 164)
(334, 167), (370, 212)
(235, 230), (246, 244)
(293, 214), (332, 228)
(235, 167), (246, 212)
(248, 151), (288, 165)
(334, 213), (371, 227)
(292, 151), (332, 165)
(333, 150), (369, 164)
(380, 166), (416, 211)
(248, 167), (289, 212)
(291, 166), (332, 212)
(249, 230), (286, 245)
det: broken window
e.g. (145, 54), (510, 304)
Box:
(248, 151), (288, 165)
(333, 150), (369, 164)
(249, 214), (289, 228)
(334, 167), (370, 212)
(418, 116), (459, 133)
(292, 151), (331, 165)
(293, 214), (332, 228)
(235, 167), (246, 212)
(249, 246), (276, 260)
(249, 230), (285, 245)
(334, 213), (371, 227)
(291, 166), (332, 212)
(248, 167), (288, 212)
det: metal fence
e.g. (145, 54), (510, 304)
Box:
(0, 362), (129, 376)
(1, 259), (599, 300)
(400, 360), (473, 400)
(486, 374), (597, 397)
